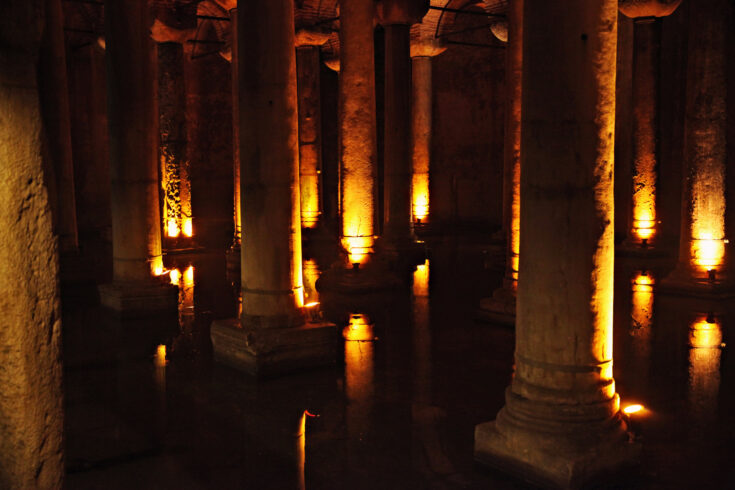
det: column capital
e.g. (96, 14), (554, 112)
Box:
(377, 0), (429, 26)
(410, 38), (446, 58)
(619, 0), (682, 18)
(295, 27), (331, 47)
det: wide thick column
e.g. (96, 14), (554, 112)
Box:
(295, 30), (329, 231)
(99, 0), (177, 314)
(618, 0), (682, 253)
(378, 1), (428, 264)
(39, 0), (78, 253)
(158, 42), (191, 247)
(474, 1), (639, 487)
(0, 2), (64, 487)
(660, 0), (733, 297)
(211, 0), (335, 377)
(477, 0), (523, 325)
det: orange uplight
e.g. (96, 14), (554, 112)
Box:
(302, 259), (320, 304)
(691, 233), (725, 273)
(169, 268), (181, 285)
(343, 235), (373, 265)
(182, 218), (193, 238)
(305, 302), (319, 308)
(633, 219), (655, 240)
(631, 272), (654, 292)
(166, 218), (180, 238)
(154, 344), (167, 367)
(622, 403), (644, 415)
(152, 256), (165, 277)
(413, 260), (429, 297)
(689, 315), (723, 349)
(183, 265), (194, 287)
(412, 173), (429, 222)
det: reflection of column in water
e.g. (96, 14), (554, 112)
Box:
(302, 259), (321, 314)
(296, 411), (306, 490)
(170, 265), (195, 333)
(627, 272), (654, 397)
(688, 316), (722, 438)
(412, 260), (430, 405)
(344, 314), (375, 441)
(154, 344), (167, 442)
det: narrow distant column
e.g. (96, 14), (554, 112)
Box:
(661, 0), (733, 296)
(230, 7), (241, 247)
(475, 1), (639, 486)
(100, 0), (177, 314)
(211, 0), (335, 377)
(618, 0), (682, 252)
(0, 2), (64, 487)
(39, 0), (79, 253)
(158, 42), (190, 246)
(477, 0), (523, 324)
(378, 0), (428, 250)
(295, 29), (330, 231)
(409, 40), (444, 227)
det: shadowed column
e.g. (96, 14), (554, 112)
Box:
(474, 1), (639, 486)
(99, 0), (178, 315)
(0, 1), (64, 487)
(210, 0), (336, 377)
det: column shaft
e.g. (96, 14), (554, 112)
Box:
(158, 42), (189, 243)
(105, 0), (164, 280)
(628, 19), (661, 245)
(39, 0), (79, 252)
(296, 45), (323, 229)
(476, 0), (637, 485)
(411, 56), (432, 223)
(679, 0), (728, 280)
(503, 0), (523, 291)
(339, 0), (378, 264)
(383, 24), (412, 240)
(0, 2), (64, 487)
(238, 0), (304, 322)
(231, 8), (241, 244)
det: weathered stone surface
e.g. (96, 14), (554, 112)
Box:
(0, 2), (64, 487)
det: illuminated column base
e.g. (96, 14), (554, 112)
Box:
(210, 318), (336, 377)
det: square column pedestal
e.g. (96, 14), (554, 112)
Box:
(474, 392), (640, 489)
(211, 318), (337, 377)
(99, 280), (178, 317)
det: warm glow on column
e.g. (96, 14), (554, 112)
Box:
(155, 344), (167, 367)
(296, 411), (306, 490)
(342, 233), (374, 265)
(161, 156), (192, 240)
(166, 218), (180, 238)
(152, 255), (165, 277)
(301, 170), (321, 229)
(412, 173), (429, 222)
(182, 217), (193, 237)
(691, 232), (726, 273)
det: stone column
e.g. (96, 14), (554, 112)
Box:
(618, 0), (682, 253)
(231, 7), (241, 246)
(477, 0), (523, 325)
(295, 30), (330, 231)
(661, 0), (733, 297)
(337, 0), (379, 266)
(99, 0), (178, 314)
(0, 2), (64, 487)
(475, 1), (639, 486)
(158, 42), (190, 247)
(39, 0), (79, 254)
(377, 0), (428, 252)
(211, 0), (335, 377)
(409, 39), (444, 229)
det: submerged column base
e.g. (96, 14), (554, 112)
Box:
(475, 395), (640, 489)
(616, 238), (671, 259)
(476, 287), (516, 326)
(658, 267), (735, 299)
(316, 260), (401, 295)
(210, 318), (337, 377)
(378, 237), (427, 269)
(99, 279), (178, 317)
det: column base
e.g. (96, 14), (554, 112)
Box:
(98, 279), (178, 317)
(616, 239), (671, 259)
(657, 267), (735, 299)
(379, 237), (427, 268)
(316, 261), (402, 295)
(225, 243), (240, 273)
(210, 318), (337, 377)
(476, 288), (516, 326)
(474, 417), (639, 489)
